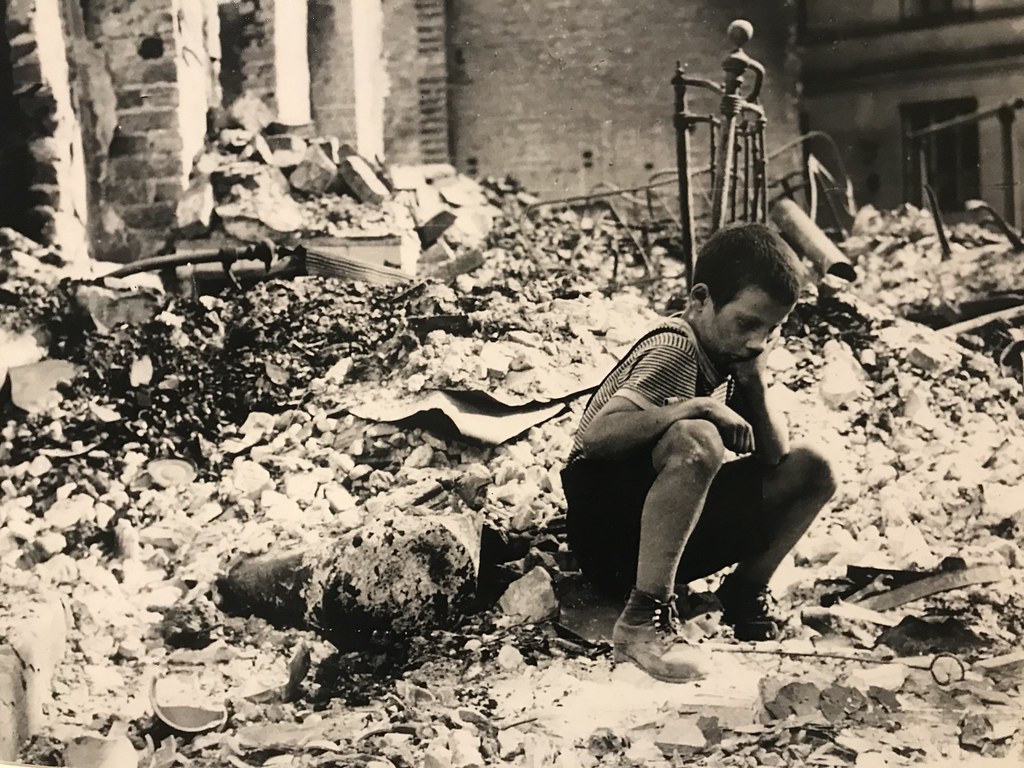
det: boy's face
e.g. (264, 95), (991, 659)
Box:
(689, 284), (793, 367)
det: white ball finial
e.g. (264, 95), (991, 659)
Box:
(727, 19), (753, 47)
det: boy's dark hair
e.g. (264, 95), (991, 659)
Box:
(692, 222), (802, 307)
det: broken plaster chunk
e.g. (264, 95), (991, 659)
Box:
(655, 716), (707, 753)
(496, 644), (524, 671)
(322, 483), (357, 513)
(767, 346), (798, 372)
(819, 341), (866, 409)
(448, 728), (484, 768)
(226, 460), (274, 499)
(283, 473), (321, 506)
(498, 566), (558, 624)
(176, 175), (214, 237)
(260, 490), (303, 523)
(403, 444), (434, 470)
(34, 531), (67, 560)
(43, 494), (94, 530)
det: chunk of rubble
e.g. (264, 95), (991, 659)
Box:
(289, 144), (338, 196)
(176, 175), (215, 238)
(338, 155), (391, 205)
(498, 566), (558, 624)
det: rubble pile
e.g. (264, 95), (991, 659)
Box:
(2, 185), (1024, 767)
(173, 109), (518, 283)
(844, 204), (1024, 321)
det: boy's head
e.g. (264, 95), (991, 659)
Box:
(687, 223), (803, 366)
(692, 222), (802, 308)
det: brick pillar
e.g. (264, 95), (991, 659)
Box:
(4, 0), (89, 261)
(383, 0), (450, 164)
(82, 0), (218, 260)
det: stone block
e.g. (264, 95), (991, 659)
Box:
(288, 144), (338, 196)
(338, 155), (391, 205)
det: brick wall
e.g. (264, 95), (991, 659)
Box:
(383, 0), (449, 164)
(447, 0), (801, 200)
(79, 0), (217, 260)
(309, 0), (356, 142)
(3, 0), (88, 259)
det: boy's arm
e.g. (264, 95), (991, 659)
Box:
(580, 394), (754, 460)
(729, 355), (789, 466)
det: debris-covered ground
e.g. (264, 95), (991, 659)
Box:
(3, 178), (1024, 768)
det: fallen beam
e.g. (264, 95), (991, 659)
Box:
(852, 564), (1005, 612)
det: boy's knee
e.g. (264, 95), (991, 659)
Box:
(653, 419), (725, 476)
(787, 444), (837, 499)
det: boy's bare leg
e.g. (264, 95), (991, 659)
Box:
(634, 419), (724, 599)
(611, 419), (723, 683)
(730, 444), (837, 587)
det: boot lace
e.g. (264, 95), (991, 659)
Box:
(651, 596), (684, 636)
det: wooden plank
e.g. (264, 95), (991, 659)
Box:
(940, 303), (1024, 336)
(853, 564), (1005, 611)
(974, 650), (1024, 671)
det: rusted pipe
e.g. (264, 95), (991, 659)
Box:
(769, 198), (856, 282)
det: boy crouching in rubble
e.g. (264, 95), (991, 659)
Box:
(561, 222), (837, 683)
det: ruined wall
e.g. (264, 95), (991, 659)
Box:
(309, 0), (357, 142)
(80, 0), (219, 261)
(4, 0), (88, 260)
(447, 0), (801, 199)
(383, 0), (449, 165)
(219, 0), (276, 112)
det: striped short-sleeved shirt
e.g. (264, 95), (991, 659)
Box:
(567, 317), (734, 464)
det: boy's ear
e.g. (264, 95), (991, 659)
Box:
(690, 283), (710, 303)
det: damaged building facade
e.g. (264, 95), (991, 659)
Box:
(0, 0), (799, 264)
(800, 0), (1024, 223)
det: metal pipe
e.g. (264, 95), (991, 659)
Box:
(999, 105), (1017, 226)
(757, 120), (769, 221)
(964, 199), (1024, 251)
(917, 138), (930, 208)
(908, 97), (1024, 140)
(770, 198), (856, 282)
(923, 183), (952, 260)
(673, 61), (697, 287)
(743, 122), (752, 220)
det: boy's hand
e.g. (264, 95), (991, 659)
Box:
(705, 401), (755, 453)
(669, 397), (755, 454)
(729, 352), (767, 389)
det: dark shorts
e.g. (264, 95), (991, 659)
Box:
(561, 451), (771, 599)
